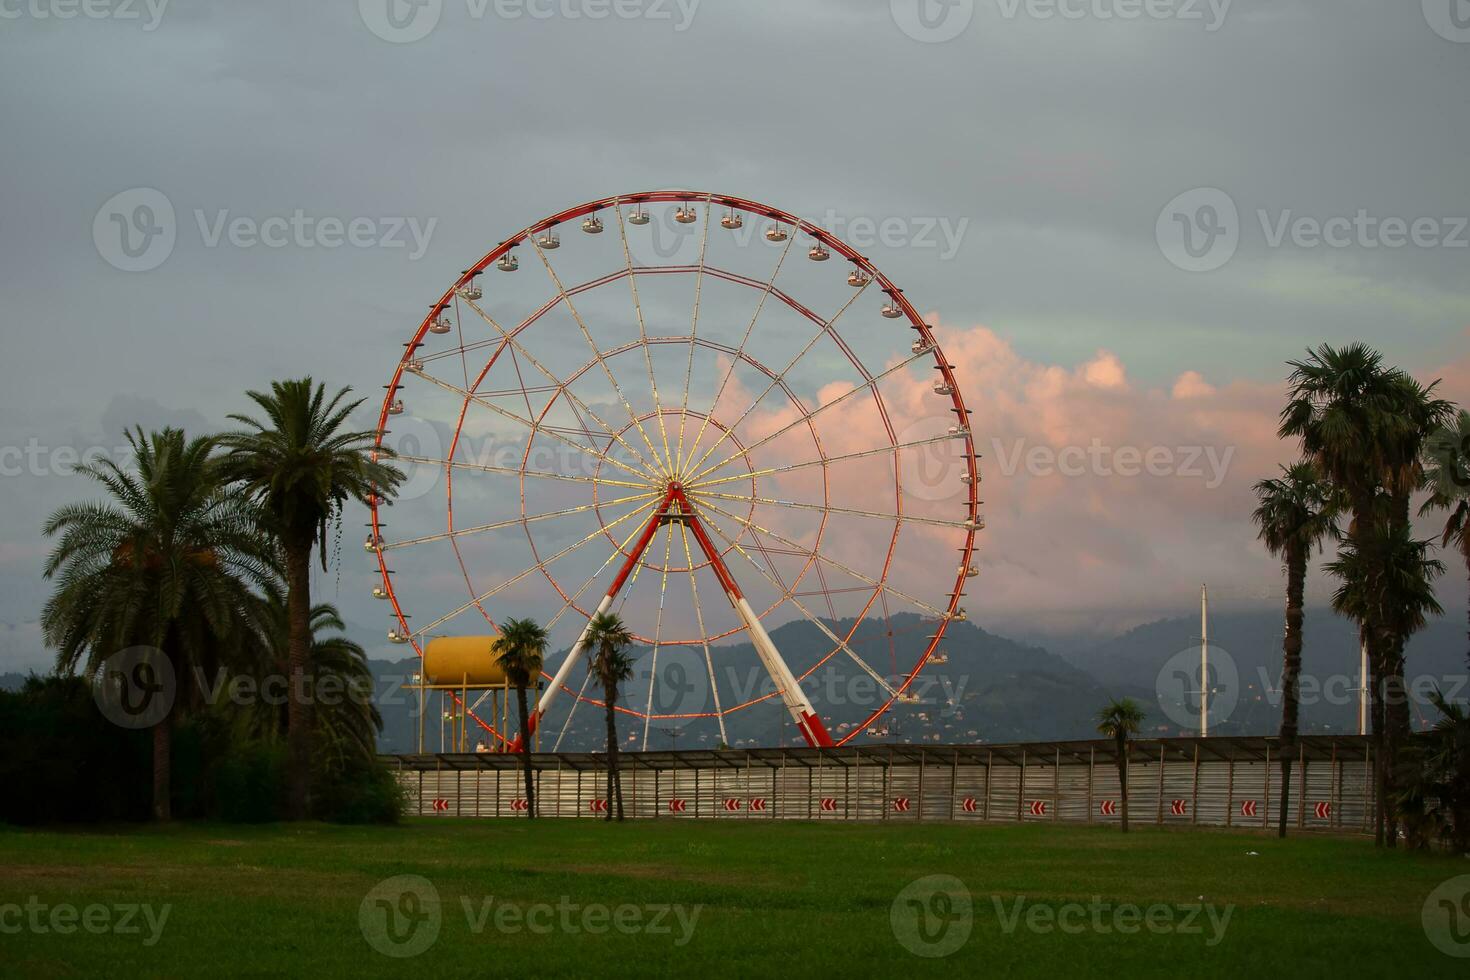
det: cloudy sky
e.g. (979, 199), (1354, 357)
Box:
(1, 0), (1467, 673)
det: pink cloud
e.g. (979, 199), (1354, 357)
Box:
(720, 322), (1470, 639)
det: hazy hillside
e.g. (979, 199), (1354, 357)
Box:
(1064, 607), (1468, 735)
(373, 614), (1136, 753)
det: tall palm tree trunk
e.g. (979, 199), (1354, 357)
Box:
(1369, 638), (1386, 847)
(1350, 494), (1391, 849)
(1115, 735), (1129, 833)
(515, 684), (535, 818)
(1382, 495), (1419, 849)
(152, 716), (172, 821)
(1277, 542), (1305, 838)
(284, 542), (314, 820)
(1462, 539), (1470, 673)
(1383, 639), (1412, 849)
(604, 680), (623, 822)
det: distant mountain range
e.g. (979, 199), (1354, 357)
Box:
(373, 614), (1122, 754)
(8, 608), (1465, 749)
(1063, 607), (1468, 736)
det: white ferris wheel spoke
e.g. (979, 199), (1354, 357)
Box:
(679, 280), (872, 483)
(688, 494), (949, 619)
(677, 223), (797, 479)
(672, 194), (714, 475)
(547, 501), (676, 753)
(687, 431), (958, 492)
(525, 235), (675, 482)
(691, 488), (976, 531)
(407, 365), (657, 486)
(694, 504), (899, 698)
(613, 197), (677, 477)
(383, 489), (659, 550)
(640, 521), (679, 751)
(393, 452), (648, 491)
(458, 295), (671, 484)
(402, 496), (661, 639)
(675, 520), (729, 746)
(687, 346), (938, 486)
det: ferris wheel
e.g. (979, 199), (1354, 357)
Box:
(368, 191), (982, 751)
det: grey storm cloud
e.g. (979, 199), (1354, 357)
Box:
(0, 0), (1466, 669)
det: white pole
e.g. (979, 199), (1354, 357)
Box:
(1358, 635), (1368, 737)
(1200, 584), (1209, 738)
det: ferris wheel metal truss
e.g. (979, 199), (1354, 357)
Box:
(369, 191), (982, 752)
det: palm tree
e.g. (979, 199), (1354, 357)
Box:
(497, 617), (548, 819)
(1422, 410), (1470, 672)
(1326, 517), (1444, 845)
(1252, 462), (1339, 838)
(1396, 690), (1470, 852)
(1279, 344), (1452, 843)
(585, 613), (635, 822)
(220, 378), (402, 819)
(1096, 698), (1145, 833)
(251, 587), (382, 772)
(41, 428), (274, 820)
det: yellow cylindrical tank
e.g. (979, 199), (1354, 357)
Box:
(421, 636), (514, 687)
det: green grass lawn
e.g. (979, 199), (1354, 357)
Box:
(1, 819), (1464, 977)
